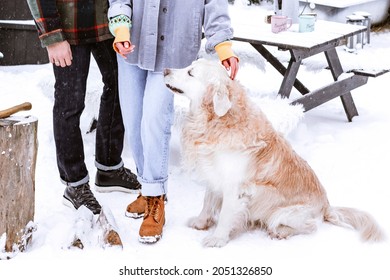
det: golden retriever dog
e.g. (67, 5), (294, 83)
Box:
(163, 59), (385, 247)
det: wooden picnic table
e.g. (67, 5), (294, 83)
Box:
(232, 20), (368, 122)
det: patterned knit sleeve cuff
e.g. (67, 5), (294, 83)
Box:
(109, 14), (132, 37)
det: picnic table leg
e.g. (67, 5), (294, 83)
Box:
(278, 59), (301, 98)
(251, 44), (310, 97)
(325, 48), (359, 121)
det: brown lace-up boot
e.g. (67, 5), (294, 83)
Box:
(126, 194), (167, 219)
(138, 195), (165, 244)
(125, 194), (147, 218)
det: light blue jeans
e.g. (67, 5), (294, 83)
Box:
(117, 58), (174, 196)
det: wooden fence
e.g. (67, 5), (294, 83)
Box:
(0, 0), (49, 65)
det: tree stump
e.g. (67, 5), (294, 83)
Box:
(0, 116), (38, 253)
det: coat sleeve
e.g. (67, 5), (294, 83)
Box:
(108, 0), (133, 19)
(203, 0), (234, 54)
(26, 0), (66, 47)
(108, 0), (133, 53)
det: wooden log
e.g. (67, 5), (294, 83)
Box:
(67, 206), (123, 250)
(97, 207), (123, 248)
(0, 116), (38, 253)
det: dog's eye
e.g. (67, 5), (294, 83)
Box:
(188, 70), (194, 77)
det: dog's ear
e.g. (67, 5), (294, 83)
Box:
(211, 83), (232, 117)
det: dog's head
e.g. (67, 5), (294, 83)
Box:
(164, 59), (233, 117)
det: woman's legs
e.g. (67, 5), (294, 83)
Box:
(117, 60), (174, 196)
(117, 59), (174, 243)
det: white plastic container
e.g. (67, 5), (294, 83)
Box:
(282, 0), (300, 24)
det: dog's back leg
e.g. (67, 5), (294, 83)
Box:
(266, 205), (321, 239)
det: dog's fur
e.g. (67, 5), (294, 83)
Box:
(164, 59), (385, 247)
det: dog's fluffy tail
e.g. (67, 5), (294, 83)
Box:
(324, 206), (385, 242)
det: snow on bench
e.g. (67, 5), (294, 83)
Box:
(301, 0), (379, 9)
(349, 68), (390, 77)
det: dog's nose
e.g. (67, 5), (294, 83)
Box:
(163, 68), (171, 77)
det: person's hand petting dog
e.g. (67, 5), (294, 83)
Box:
(222, 56), (239, 80)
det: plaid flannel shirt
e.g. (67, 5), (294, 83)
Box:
(27, 0), (113, 48)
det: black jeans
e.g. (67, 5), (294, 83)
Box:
(53, 39), (124, 186)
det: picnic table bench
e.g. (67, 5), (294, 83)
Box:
(302, 0), (379, 9)
(232, 20), (375, 122)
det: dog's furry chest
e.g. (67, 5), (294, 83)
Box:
(184, 145), (251, 192)
(181, 115), (260, 192)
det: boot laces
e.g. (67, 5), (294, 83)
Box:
(145, 196), (162, 221)
(77, 184), (100, 209)
(118, 167), (139, 184)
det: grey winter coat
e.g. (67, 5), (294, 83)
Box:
(108, 0), (234, 72)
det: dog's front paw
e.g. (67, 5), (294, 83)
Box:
(267, 230), (289, 240)
(187, 216), (212, 230)
(202, 235), (229, 247)
(267, 227), (293, 240)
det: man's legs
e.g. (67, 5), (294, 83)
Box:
(91, 39), (124, 169)
(92, 39), (141, 193)
(53, 44), (91, 186)
(53, 44), (101, 214)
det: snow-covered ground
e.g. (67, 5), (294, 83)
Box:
(1, 3), (389, 280)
